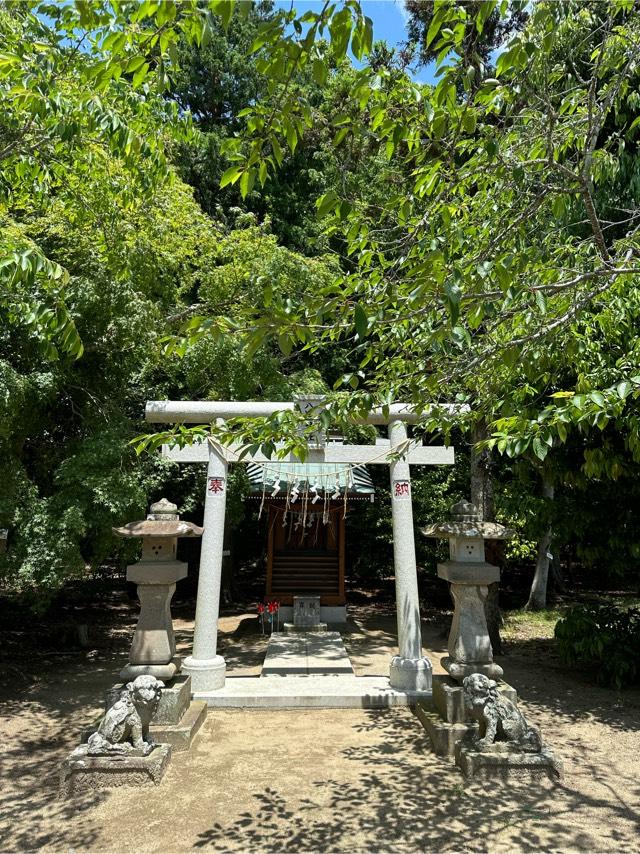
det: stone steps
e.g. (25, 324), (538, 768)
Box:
(194, 675), (432, 709)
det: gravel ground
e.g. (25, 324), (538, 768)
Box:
(1, 606), (639, 853)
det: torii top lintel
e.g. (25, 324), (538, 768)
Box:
(145, 400), (462, 426)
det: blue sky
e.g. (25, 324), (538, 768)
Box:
(273, 0), (438, 85)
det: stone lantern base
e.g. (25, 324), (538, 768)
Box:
(120, 561), (187, 682)
(416, 674), (517, 757)
(441, 658), (504, 682)
(437, 561), (503, 682)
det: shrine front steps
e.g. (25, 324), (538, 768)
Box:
(193, 675), (432, 709)
(195, 631), (433, 708)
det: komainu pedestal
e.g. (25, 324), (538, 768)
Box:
(60, 744), (171, 795)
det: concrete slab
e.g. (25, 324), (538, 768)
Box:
(261, 631), (354, 676)
(194, 676), (431, 708)
(195, 629), (430, 708)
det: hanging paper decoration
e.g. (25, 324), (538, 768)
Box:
(255, 461), (365, 526)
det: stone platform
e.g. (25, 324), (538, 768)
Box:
(262, 631), (353, 676)
(196, 631), (431, 708)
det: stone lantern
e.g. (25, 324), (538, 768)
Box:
(422, 500), (513, 682)
(113, 498), (203, 682)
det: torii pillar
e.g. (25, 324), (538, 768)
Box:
(181, 442), (228, 691)
(388, 419), (431, 692)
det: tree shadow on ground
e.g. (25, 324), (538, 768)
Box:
(495, 638), (640, 734)
(192, 710), (639, 852)
(0, 659), (120, 851)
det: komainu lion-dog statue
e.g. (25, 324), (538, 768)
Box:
(463, 673), (542, 752)
(87, 674), (162, 756)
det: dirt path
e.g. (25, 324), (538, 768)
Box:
(1, 609), (639, 852)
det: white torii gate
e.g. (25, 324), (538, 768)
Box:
(146, 399), (457, 694)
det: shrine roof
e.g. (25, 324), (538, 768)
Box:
(246, 462), (375, 498)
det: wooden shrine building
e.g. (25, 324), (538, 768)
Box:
(245, 462), (375, 610)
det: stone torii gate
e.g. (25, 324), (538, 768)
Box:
(146, 399), (456, 694)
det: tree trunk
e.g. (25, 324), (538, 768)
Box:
(470, 420), (503, 654)
(470, 421), (494, 522)
(550, 551), (566, 594)
(525, 478), (555, 611)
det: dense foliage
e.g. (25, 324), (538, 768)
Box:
(2, 0), (640, 617)
(555, 604), (640, 688)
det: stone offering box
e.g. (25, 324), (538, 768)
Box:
(284, 596), (328, 634)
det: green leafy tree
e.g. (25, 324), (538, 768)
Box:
(405, 0), (528, 68)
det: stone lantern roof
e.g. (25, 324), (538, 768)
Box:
(112, 498), (203, 539)
(421, 500), (514, 540)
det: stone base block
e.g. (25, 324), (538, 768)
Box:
(389, 655), (432, 693)
(150, 700), (207, 751)
(154, 675), (191, 724)
(283, 623), (327, 634)
(182, 654), (226, 692)
(455, 741), (563, 783)
(414, 702), (476, 757)
(60, 743), (171, 796)
(432, 675), (517, 724)
(442, 657), (503, 682)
